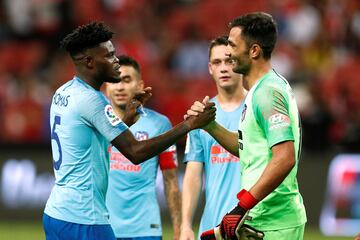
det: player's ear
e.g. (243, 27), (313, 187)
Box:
(138, 80), (144, 90)
(208, 62), (213, 75)
(85, 56), (94, 68)
(250, 44), (261, 59)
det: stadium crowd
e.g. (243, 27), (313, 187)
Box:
(0, 0), (359, 152)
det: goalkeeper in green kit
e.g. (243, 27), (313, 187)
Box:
(186, 12), (307, 240)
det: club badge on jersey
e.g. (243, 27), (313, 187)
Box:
(135, 131), (149, 141)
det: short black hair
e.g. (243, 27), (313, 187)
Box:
(117, 55), (141, 74)
(208, 35), (228, 59)
(60, 21), (114, 57)
(229, 12), (277, 59)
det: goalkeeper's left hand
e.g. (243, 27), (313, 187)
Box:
(219, 189), (258, 239)
(237, 224), (264, 240)
(200, 224), (264, 240)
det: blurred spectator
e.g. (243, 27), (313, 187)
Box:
(171, 23), (209, 79)
(0, 0), (358, 153)
(284, 0), (321, 46)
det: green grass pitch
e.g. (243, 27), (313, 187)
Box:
(0, 221), (354, 240)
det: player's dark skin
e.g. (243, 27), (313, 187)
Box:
(72, 40), (216, 164)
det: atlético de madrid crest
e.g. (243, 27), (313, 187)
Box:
(135, 131), (149, 141)
(241, 104), (247, 122)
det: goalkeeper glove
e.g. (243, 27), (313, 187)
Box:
(200, 227), (222, 240)
(219, 189), (258, 240)
(200, 224), (264, 240)
(237, 224), (264, 240)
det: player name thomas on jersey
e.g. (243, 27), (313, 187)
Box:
(53, 93), (70, 107)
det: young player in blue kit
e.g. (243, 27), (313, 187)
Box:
(180, 36), (246, 240)
(43, 22), (215, 240)
(106, 55), (181, 240)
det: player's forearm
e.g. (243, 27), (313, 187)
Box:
(163, 170), (181, 239)
(204, 121), (239, 157)
(249, 141), (295, 201)
(181, 168), (202, 228)
(114, 122), (190, 164)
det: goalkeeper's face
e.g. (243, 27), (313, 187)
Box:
(106, 65), (144, 110)
(227, 27), (251, 75)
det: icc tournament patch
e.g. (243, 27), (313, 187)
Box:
(104, 105), (122, 126)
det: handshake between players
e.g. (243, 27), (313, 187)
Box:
(186, 99), (264, 240)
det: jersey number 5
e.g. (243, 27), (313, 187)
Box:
(51, 115), (62, 170)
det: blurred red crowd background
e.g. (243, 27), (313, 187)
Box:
(0, 0), (359, 152)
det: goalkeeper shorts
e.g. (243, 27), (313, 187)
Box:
(43, 213), (116, 240)
(262, 224), (305, 240)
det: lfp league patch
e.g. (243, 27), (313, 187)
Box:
(104, 105), (122, 126)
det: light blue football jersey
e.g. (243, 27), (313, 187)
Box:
(44, 76), (128, 225)
(184, 97), (243, 238)
(106, 108), (177, 238)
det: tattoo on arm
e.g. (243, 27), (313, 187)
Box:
(163, 169), (181, 239)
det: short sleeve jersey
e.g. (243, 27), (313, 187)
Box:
(239, 70), (307, 230)
(184, 97), (243, 237)
(106, 108), (177, 238)
(44, 77), (128, 224)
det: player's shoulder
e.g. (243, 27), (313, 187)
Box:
(255, 70), (289, 96)
(65, 82), (108, 111)
(264, 70), (288, 87)
(55, 78), (75, 93)
(56, 77), (96, 96)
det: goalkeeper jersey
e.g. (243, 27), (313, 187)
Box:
(106, 108), (177, 238)
(44, 76), (128, 225)
(239, 69), (307, 230)
(184, 97), (243, 238)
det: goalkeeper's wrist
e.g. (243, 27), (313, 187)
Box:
(237, 189), (259, 210)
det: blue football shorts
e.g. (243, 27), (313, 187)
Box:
(43, 213), (116, 240)
(117, 237), (161, 240)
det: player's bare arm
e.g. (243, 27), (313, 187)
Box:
(112, 102), (216, 164)
(180, 162), (203, 240)
(248, 141), (295, 200)
(186, 97), (239, 156)
(203, 122), (239, 157)
(163, 169), (181, 240)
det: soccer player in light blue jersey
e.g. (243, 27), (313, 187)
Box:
(43, 22), (216, 240)
(106, 55), (181, 240)
(180, 36), (246, 240)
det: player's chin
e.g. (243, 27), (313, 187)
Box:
(219, 82), (234, 89)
